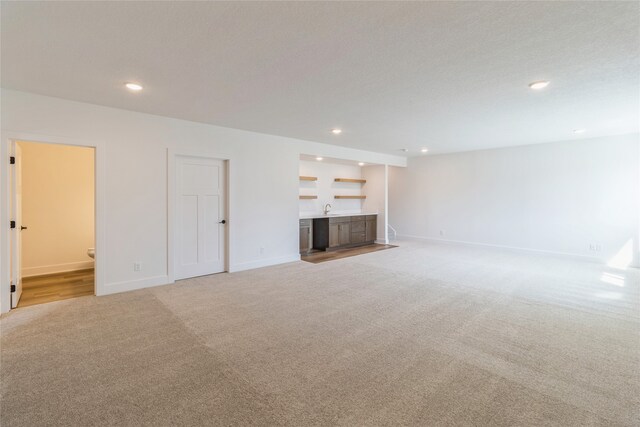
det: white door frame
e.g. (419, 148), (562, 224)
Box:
(9, 141), (23, 308)
(167, 148), (231, 283)
(0, 132), (105, 313)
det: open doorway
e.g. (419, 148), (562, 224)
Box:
(10, 141), (95, 308)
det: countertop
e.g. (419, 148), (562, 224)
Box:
(299, 212), (378, 220)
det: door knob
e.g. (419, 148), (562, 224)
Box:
(219, 220), (226, 224)
(20, 226), (27, 231)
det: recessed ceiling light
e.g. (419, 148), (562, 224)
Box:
(358, 162), (365, 166)
(421, 148), (429, 153)
(528, 80), (550, 90)
(316, 157), (323, 161)
(331, 129), (342, 135)
(573, 129), (586, 134)
(125, 82), (143, 91)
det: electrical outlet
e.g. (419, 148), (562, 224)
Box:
(133, 262), (141, 272)
(589, 244), (602, 252)
(259, 247), (265, 255)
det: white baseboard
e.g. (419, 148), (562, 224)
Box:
(22, 260), (95, 278)
(396, 234), (608, 264)
(101, 275), (173, 296)
(375, 238), (389, 245)
(229, 254), (301, 273)
(99, 254), (300, 297)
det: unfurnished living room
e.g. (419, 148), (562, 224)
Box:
(0, 1), (638, 426)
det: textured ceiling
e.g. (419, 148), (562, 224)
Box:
(2, 1), (638, 156)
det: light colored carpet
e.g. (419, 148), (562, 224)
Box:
(1, 240), (639, 426)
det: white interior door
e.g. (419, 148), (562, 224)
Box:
(10, 143), (23, 308)
(175, 156), (226, 280)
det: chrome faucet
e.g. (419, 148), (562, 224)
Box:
(323, 203), (332, 215)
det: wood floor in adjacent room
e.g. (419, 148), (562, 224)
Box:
(301, 243), (397, 263)
(17, 269), (94, 308)
(1, 241), (638, 426)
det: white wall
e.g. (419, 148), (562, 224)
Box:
(19, 141), (95, 276)
(0, 89), (406, 312)
(362, 165), (388, 243)
(299, 160), (364, 215)
(389, 133), (640, 266)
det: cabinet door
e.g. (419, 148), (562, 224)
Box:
(351, 232), (366, 244)
(329, 223), (341, 247)
(351, 220), (365, 233)
(366, 219), (377, 242)
(300, 225), (310, 253)
(339, 222), (351, 245)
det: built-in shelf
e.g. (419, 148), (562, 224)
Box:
(299, 195), (318, 199)
(300, 176), (318, 181)
(334, 195), (366, 199)
(334, 178), (366, 184)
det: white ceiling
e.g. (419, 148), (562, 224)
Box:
(2, 1), (638, 156)
(300, 154), (379, 167)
